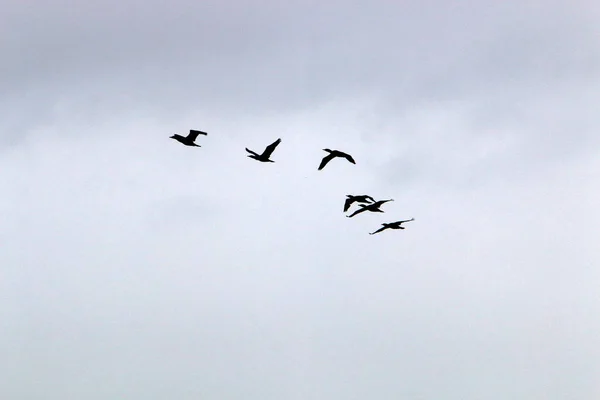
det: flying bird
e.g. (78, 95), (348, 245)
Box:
(346, 199), (394, 218)
(246, 138), (282, 162)
(170, 129), (207, 147)
(344, 194), (375, 212)
(369, 218), (415, 235)
(318, 149), (356, 170)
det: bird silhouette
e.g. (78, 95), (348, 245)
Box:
(246, 138), (282, 162)
(346, 199), (394, 218)
(344, 194), (375, 212)
(369, 218), (415, 235)
(170, 129), (207, 147)
(318, 149), (356, 170)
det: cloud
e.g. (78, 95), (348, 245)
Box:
(2, 1), (599, 399)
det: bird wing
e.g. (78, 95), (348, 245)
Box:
(347, 206), (369, 218)
(261, 138), (281, 157)
(365, 195), (375, 203)
(343, 197), (354, 212)
(187, 130), (207, 141)
(355, 195), (372, 204)
(318, 153), (335, 170)
(245, 148), (259, 157)
(342, 152), (356, 164)
(397, 218), (415, 224)
(369, 226), (388, 235)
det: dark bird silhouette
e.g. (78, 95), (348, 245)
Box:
(346, 199), (394, 218)
(246, 138), (282, 162)
(344, 194), (376, 212)
(318, 149), (356, 170)
(170, 129), (207, 147)
(369, 218), (415, 235)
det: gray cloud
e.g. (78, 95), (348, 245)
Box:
(2, 1), (599, 399)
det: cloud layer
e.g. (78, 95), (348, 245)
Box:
(2, 1), (599, 399)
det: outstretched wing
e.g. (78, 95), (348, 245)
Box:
(187, 129), (207, 141)
(245, 148), (259, 157)
(261, 138), (281, 157)
(346, 205), (369, 218)
(396, 218), (415, 225)
(369, 225), (388, 235)
(342, 152), (356, 164)
(343, 197), (354, 212)
(355, 195), (374, 204)
(365, 195), (375, 203)
(318, 153), (335, 170)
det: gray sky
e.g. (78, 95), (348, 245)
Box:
(1, 1), (599, 399)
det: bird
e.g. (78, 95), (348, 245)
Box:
(170, 129), (208, 147)
(346, 199), (394, 218)
(369, 218), (415, 235)
(344, 194), (375, 212)
(246, 138), (282, 162)
(318, 149), (356, 170)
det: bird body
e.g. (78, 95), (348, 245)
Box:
(344, 194), (375, 212)
(170, 129), (207, 147)
(246, 138), (282, 162)
(369, 218), (415, 235)
(318, 149), (356, 170)
(346, 199), (394, 218)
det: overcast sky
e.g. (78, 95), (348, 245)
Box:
(1, 1), (599, 399)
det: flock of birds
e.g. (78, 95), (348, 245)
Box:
(170, 129), (415, 235)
